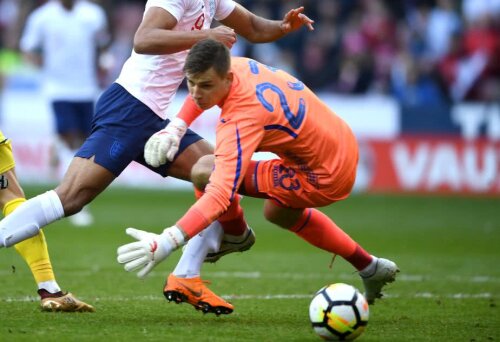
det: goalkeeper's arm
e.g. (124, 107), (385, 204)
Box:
(176, 95), (204, 126)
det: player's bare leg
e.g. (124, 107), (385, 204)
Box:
(56, 156), (115, 216)
(0, 139), (93, 312)
(163, 144), (248, 315)
(165, 222), (234, 315)
(53, 132), (94, 227)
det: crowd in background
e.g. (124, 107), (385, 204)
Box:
(238, 0), (500, 106)
(1, 0), (499, 106)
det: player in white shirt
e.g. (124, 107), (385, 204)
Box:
(0, 0), (314, 314)
(20, 0), (110, 227)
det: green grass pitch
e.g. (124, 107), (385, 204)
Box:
(1, 186), (499, 341)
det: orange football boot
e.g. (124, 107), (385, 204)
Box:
(163, 274), (234, 315)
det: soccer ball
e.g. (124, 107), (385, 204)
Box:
(309, 283), (369, 341)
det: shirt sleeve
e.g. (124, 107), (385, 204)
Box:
(176, 95), (203, 126)
(214, 0), (236, 21)
(176, 113), (263, 237)
(146, 0), (188, 22)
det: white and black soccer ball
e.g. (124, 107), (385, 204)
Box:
(309, 283), (369, 341)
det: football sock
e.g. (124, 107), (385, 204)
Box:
(290, 208), (372, 271)
(194, 187), (247, 236)
(38, 288), (64, 299)
(172, 221), (223, 278)
(4, 198), (59, 287)
(0, 190), (65, 247)
(217, 197), (247, 236)
(37, 280), (62, 294)
(359, 256), (379, 277)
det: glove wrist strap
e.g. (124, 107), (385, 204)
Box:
(168, 117), (188, 135)
(161, 226), (186, 250)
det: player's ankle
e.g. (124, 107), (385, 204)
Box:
(37, 280), (61, 294)
(219, 215), (247, 236)
(222, 227), (251, 243)
(359, 256), (378, 277)
(37, 288), (64, 299)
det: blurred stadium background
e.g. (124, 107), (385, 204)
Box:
(0, 1), (499, 340)
(0, 0), (498, 194)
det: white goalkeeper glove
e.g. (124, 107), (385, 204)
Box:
(144, 118), (188, 167)
(116, 226), (186, 278)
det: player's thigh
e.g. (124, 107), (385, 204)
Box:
(190, 154), (215, 189)
(133, 127), (212, 181)
(86, 83), (211, 181)
(253, 159), (330, 208)
(77, 83), (164, 177)
(55, 156), (115, 214)
(168, 139), (214, 183)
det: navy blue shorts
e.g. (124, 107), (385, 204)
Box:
(52, 100), (94, 135)
(76, 83), (204, 177)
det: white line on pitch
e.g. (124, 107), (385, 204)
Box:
(1, 270), (499, 283)
(1, 292), (494, 303)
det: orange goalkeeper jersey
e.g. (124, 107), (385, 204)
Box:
(177, 57), (358, 234)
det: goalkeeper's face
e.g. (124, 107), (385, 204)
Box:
(186, 67), (233, 110)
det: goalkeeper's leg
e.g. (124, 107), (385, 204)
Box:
(247, 158), (398, 304)
(164, 155), (255, 315)
(166, 222), (234, 315)
(191, 155), (255, 263)
(0, 137), (93, 312)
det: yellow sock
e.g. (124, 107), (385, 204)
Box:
(3, 198), (56, 283)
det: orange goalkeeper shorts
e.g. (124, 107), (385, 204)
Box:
(251, 158), (357, 209)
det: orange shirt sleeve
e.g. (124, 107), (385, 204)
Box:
(177, 113), (264, 237)
(176, 95), (203, 126)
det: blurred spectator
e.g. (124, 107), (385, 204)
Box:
(297, 33), (337, 91)
(462, 0), (500, 23)
(99, 1), (142, 85)
(460, 0), (500, 101)
(1, 0), (498, 103)
(425, 0), (462, 61)
(336, 9), (373, 93)
(358, 0), (398, 93)
(391, 51), (448, 107)
(19, 0), (110, 226)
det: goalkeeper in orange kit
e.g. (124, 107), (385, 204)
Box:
(0, 130), (94, 312)
(117, 39), (399, 308)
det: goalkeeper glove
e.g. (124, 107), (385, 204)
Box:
(144, 118), (188, 167)
(117, 226), (186, 278)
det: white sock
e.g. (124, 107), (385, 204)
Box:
(0, 190), (65, 247)
(172, 221), (223, 278)
(38, 280), (62, 294)
(359, 255), (378, 277)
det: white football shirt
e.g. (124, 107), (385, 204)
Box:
(115, 0), (236, 119)
(20, 0), (108, 101)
